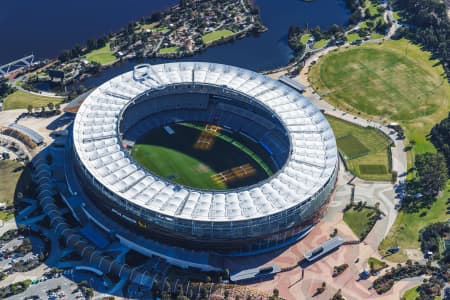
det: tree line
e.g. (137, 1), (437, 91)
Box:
(393, 0), (450, 80)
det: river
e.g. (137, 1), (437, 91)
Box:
(1, 0), (349, 86)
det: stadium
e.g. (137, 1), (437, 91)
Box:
(72, 62), (338, 254)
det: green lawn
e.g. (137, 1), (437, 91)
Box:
(343, 206), (379, 240)
(202, 30), (234, 44)
(368, 257), (387, 274)
(300, 33), (312, 45)
(131, 145), (226, 190)
(402, 286), (420, 300)
(3, 90), (64, 110)
(313, 39), (329, 49)
(0, 160), (23, 205)
(139, 22), (169, 33)
(85, 43), (116, 65)
(310, 39), (450, 154)
(379, 180), (450, 262)
(158, 46), (180, 54)
(346, 33), (361, 42)
(371, 33), (385, 39)
(326, 115), (392, 181)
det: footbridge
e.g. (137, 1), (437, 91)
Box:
(0, 54), (35, 77)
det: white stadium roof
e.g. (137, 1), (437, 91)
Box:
(73, 62), (338, 222)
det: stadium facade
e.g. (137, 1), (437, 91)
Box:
(72, 62), (338, 254)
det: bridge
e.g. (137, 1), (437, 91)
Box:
(0, 54), (35, 77)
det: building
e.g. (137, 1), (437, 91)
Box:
(71, 62), (338, 255)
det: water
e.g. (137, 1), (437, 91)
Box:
(1, 0), (349, 86)
(0, 0), (177, 64)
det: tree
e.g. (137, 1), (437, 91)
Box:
(41, 106), (45, 113)
(415, 152), (448, 196)
(47, 102), (54, 111)
(27, 105), (33, 114)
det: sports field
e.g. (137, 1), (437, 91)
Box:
(326, 115), (392, 181)
(310, 39), (450, 154)
(3, 90), (64, 110)
(131, 123), (274, 190)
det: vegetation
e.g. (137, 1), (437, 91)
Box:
(85, 43), (116, 65)
(392, 0), (450, 80)
(313, 39), (329, 49)
(310, 39), (450, 154)
(332, 264), (349, 277)
(379, 181), (450, 262)
(420, 222), (450, 268)
(402, 286), (420, 300)
(368, 257), (387, 275)
(331, 289), (345, 300)
(158, 46), (180, 54)
(431, 113), (450, 173)
(0, 160), (24, 205)
(414, 153), (448, 197)
(3, 90), (64, 110)
(326, 115), (392, 181)
(0, 279), (31, 299)
(201, 29), (234, 44)
(343, 202), (381, 240)
(0, 78), (15, 102)
(373, 263), (441, 294)
(415, 276), (446, 300)
(288, 24), (345, 54)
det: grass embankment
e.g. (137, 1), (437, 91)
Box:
(310, 39), (450, 154)
(3, 90), (64, 110)
(0, 160), (23, 206)
(343, 205), (380, 239)
(326, 115), (391, 181)
(85, 43), (116, 65)
(202, 30), (234, 44)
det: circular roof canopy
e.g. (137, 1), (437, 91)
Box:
(73, 62), (338, 222)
